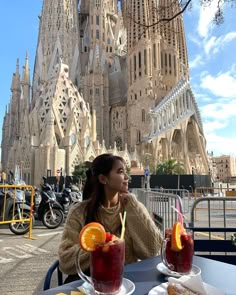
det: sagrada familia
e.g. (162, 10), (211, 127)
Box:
(1, 0), (209, 186)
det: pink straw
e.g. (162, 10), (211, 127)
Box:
(172, 202), (183, 227)
(119, 212), (123, 225)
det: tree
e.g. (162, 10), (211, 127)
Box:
(123, 0), (236, 29)
(141, 153), (156, 174)
(155, 159), (185, 175)
(72, 163), (89, 189)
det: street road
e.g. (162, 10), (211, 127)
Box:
(0, 224), (63, 295)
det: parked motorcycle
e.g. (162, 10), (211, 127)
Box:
(37, 177), (64, 229)
(54, 188), (71, 218)
(68, 189), (82, 205)
(0, 184), (32, 235)
(25, 186), (41, 219)
(55, 186), (82, 214)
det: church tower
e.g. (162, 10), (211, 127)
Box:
(158, 0), (189, 85)
(19, 52), (31, 139)
(79, 0), (126, 144)
(32, 0), (81, 106)
(9, 59), (21, 144)
(122, 0), (189, 151)
(1, 0), (210, 183)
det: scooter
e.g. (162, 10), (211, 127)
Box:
(0, 185), (32, 235)
(25, 186), (42, 220)
(54, 188), (71, 218)
(37, 177), (64, 229)
(55, 186), (82, 215)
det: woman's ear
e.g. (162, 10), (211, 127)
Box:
(98, 174), (107, 185)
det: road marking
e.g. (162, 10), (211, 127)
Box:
(0, 256), (14, 263)
(18, 243), (48, 253)
(0, 244), (49, 263)
(37, 231), (62, 237)
(3, 247), (33, 258)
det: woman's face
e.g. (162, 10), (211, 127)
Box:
(104, 160), (129, 194)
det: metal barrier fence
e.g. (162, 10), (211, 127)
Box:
(189, 196), (236, 240)
(187, 197), (236, 262)
(151, 188), (191, 214)
(136, 189), (183, 234)
(194, 186), (236, 198)
(152, 188), (191, 199)
(0, 184), (34, 238)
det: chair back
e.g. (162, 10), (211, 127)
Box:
(43, 260), (63, 290)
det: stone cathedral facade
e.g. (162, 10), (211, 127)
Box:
(1, 0), (209, 186)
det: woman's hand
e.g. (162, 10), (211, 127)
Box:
(119, 192), (129, 206)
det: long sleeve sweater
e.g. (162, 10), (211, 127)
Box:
(58, 193), (163, 275)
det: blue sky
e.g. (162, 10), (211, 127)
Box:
(184, 1), (236, 156)
(0, 0), (235, 157)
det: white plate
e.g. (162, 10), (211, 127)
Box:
(79, 278), (135, 295)
(148, 282), (225, 295)
(156, 263), (201, 278)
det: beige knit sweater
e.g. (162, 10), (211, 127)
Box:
(58, 194), (163, 275)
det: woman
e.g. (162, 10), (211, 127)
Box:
(58, 153), (163, 282)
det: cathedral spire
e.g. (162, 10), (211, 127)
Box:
(22, 51), (30, 86)
(11, 58), (21, 92)
(33, 0), (80, 96)
(21, 51), (31, 110)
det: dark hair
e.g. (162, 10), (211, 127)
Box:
(83, 153), (124, 224)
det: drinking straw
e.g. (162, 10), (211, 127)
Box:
(119, 212), (123, 225)
(120, 211), (127, 240)
(171, 203), (183, 227)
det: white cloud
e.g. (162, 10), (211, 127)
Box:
(199, 93), (236, 157)
(203, 120), (227, 133)
(204, 32), (236, 55)
(204, 36), (217, 55)
(198, 0), (224, 38)
(186, 1), (236, 157)
(200, 71), (236, 97)
(200, 101), (236, 120)
(189, 54), (203, 69)
(205, 132), (236, 156)
(187, 34), (202, 48)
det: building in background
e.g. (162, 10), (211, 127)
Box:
(212, 155), (236, 183)
(1, 0), (209, 186)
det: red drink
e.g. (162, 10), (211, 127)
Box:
(90, 239), (125, 294)
(163, 229), (194, 274)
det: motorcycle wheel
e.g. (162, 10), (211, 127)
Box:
(9, 211), (32, 235)
(42, 208), (64, 229)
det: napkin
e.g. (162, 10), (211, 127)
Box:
(77, 283), (93, 295)
(168, 274), (207, 295)
(78, 283), (94, 295)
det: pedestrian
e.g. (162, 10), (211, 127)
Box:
(58, 153), (163, 283)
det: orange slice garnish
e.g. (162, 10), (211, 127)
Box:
(78, 222), (106, 252)
(171, 222), (183, 252)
